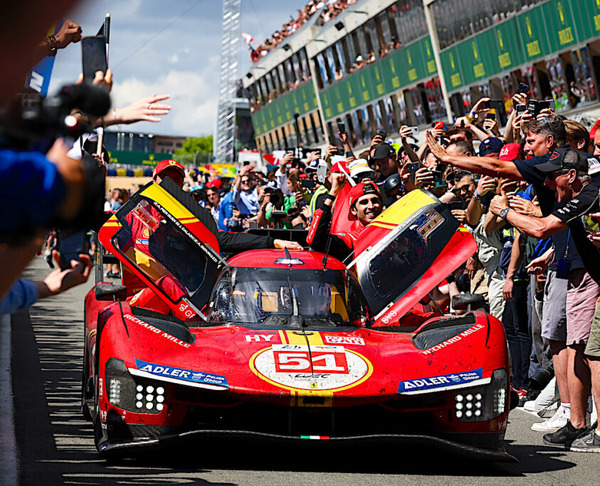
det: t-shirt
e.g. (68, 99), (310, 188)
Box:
(515, 152), (600, 272)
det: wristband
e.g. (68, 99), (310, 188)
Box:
(345, 151), (354, 158)
(46, 35), (58, 57)
(473, 189), (481, 201)
(499, 207), (511, 220)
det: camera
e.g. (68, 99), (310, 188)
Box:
(527, 99), (553, 117)
(1, 84), (111, 151)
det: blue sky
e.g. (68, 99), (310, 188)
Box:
(50, 0), (307, 137)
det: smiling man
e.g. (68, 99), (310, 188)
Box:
(308, 174), (383, 262)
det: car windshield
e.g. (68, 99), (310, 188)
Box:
(356, 207), (457, 316)
(206, 266), (366, 327)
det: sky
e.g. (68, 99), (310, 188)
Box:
(49, 0), (308, 138)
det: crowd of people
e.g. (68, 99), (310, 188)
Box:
(251, 0), (357, 63)
(174, 91), (600, 453)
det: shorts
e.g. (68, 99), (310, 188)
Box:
(541, 270), (567, 342)
(566, 269), (600, 346)
(585, 305), (600, 357)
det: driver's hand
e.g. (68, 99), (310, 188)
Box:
(273, 239), (303, 250)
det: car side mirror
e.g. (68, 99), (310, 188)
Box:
(452, 293), (486, 311)
(95, 284), (128, 302)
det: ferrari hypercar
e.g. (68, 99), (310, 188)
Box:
(82, 180), (514, 461)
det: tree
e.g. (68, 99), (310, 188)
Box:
(174, 136), (213, 165)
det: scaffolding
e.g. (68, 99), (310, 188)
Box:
(215, 0), (241, 164)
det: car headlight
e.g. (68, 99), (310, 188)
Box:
(105, 358), (166, 414)
(454, 368), (507, 422)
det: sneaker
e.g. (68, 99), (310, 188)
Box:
(532, 404), (570, 432)
(524, 400), (537, 412)
(569, 429), (600, 453)
(543, 421), (589, 449)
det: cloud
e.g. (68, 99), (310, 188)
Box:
(111, 69), (219, 137)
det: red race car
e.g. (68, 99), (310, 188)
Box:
(83, 180), (515, 461)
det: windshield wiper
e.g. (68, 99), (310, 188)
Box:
(287, 276), (305, 328)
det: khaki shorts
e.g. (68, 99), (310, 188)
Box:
(542, 270), (567, 342)
(585, 305), (600, 358)
(566, 269), (600, 346)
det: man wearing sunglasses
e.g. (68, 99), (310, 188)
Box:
(488, 147), (600, 451)
(232, 166), (260, 217)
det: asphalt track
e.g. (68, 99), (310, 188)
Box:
(2, 256), (598, 485)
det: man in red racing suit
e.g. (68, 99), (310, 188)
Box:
(307, 174), (383, 263)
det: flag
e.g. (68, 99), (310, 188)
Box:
(241, 32), (254, 44)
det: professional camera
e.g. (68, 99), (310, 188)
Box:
(1, 84), (111, 150)
(0, 84), (111, 243)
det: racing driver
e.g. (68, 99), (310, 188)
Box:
(308, 173), (383, 262)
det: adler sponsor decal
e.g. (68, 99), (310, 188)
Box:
(422, 323), (484, 355)
(134, 359), (228, 388)
(124, 314), (191, 348)
(398, 368), (483, 393)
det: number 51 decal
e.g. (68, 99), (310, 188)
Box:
(273, 345), (349, 374)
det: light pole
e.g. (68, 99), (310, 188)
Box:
(423, 0), (453, 124)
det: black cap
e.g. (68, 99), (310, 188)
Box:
(371, 143), (396, 160)
(535, 147), (589, 174)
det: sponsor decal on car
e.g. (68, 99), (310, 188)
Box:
(421, 323), (485, 355)
(323, 335), (365, 346)
(398, 368), (484, 394)
(250, 344), (372, 392)
(124, 314), (191, 348)
(244, 332), (278, 343)
(133, 359), (229, 390)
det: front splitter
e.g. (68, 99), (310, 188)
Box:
(98, 429), (517, 463)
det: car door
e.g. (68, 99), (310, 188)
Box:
(348, 190), (477, 326)
(99, 177), (226, 320)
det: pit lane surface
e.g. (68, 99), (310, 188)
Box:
(3, 256), (598, 485)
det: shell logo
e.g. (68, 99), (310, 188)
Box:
(250, 344), (372, 392)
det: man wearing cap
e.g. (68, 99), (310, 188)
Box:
(370, 143), (399, 182)
(489, 147), (600, 450)
(479, 137), (505, 158)
(308, 173), (382, 262)
(153, 159), (185, 187)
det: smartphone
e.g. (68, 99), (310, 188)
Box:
(337, 120), (346, 134)
(333, 147), (345, 156)
(409, 126), (419, 136)
(431, 170), (445, 186)
(485, 113), (496, 120)
(433, 121), (445, 130)
(81, 36), (107, 82)
(405, 162), (420, 174)
(448, 200), (465, 211)
(375, 128), (387, 139)
(316, 161), (328, 184)
(516, 103), (527, 116)
(58, 230), (87, 271)
(527, 99), (552, 117)
(483, 99), (504, 110)
(515, 82), (530, 95)
(301, 178), (315, 191)
(537, 99), (553, 111)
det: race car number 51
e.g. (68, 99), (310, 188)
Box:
(274, 347), (348, 374)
